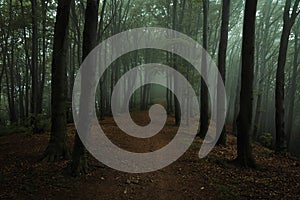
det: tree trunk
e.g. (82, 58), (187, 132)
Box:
(42, 0), (72, 162)
(216, 0), (230, 145)
(6, 0), (17, 124)
(275, 0), (299, 153)
(30, 0), (39, 126)
(286, 26), (299, 150)
(0, 63), (4, 109)
(235, 0), (257, 168)
(252, 1), (274, 140)
(71, 0), (99, 176)
(8, 36), (17, 124)
(98, 0), (107, 119)
(37, 0), (47, 114)
(20, 0), (31, 119)
(172, 0), (181, 126)
(232, 59), (242, 136)
(198, 0), (209, 137)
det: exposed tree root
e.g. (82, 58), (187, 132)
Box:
(41, 144), (70, 162)
(70, 157), (88, 177)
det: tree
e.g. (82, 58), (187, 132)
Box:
(38, 0), (47, 115)
(252, 1), (280, 140)
(286, 18), (300, 149)
(172, 0), (181, 126)
(216, 0), (230, 145)
(42, 0), (72, 161)
(71, 0), (99, 176)
(275, 0), (299, 153)
(235, 0), (258, 167)
(20, 0), (31, 120)
(198, 0), (209, 138)
(30, 0), (38, 123)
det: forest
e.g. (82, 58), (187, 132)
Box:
(0, 0), (300, 199)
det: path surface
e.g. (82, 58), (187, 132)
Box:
(0, 112), (300, 199)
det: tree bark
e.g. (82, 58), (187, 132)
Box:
(71, 0), (99, 176)
(20, 0), (31, 121)
(42, 0), (72, 162)
(286, 25), (299, 150)
(172, 0), (181, 126)
(252, 1), (275, 139)
(30, 0), (39, 126)
(198, 0), (209, 137)
(216, 0), (230, 145)
(275, 0), (299, 153)
(235, 0), (257, 168)
(37, 0), (47, 114)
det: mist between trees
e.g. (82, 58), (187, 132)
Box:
(0, 0), (299, 173)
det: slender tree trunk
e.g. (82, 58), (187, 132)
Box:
(232, 59), (242, 136)
(37, 0), (47, 114)
(217, 0), (230, 145)
(30, 0), (39, 126)
(275, 0), (299, 153)
(0, 36), (8, 121)
(42, 0), (72, 162)
(97, 0), (107, 43)
(0, 63), (4, 109)
(16, 57), (25, 123)
(198, 0), (209, 137)
(9, 36), (17, 124)
(6, 0), (17, 124)
(235, 0), (257, 168)
(286, 27), (299, 150)
(172, 0), (181, 125)
(4, 65), (13, 123)
(166, 52), (170, 114)
(252, 1), (274, 140)
(98, 0), (107, 119)
(20, 0), (31, 120)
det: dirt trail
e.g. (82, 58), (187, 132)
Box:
(0, 112), (300, 199)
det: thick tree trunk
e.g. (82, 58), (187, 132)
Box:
(275, 0), (299, 153)
(71, 0), (99, 176)
(216, 0), (230, 145)
(42, 0), (72, 162)
(235, 0), (257, 168)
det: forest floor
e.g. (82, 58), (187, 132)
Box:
(0, 112), (300, 199)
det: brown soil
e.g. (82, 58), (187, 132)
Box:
(0, 112), (299, 199)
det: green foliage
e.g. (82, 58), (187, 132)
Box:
(25, 114), (51, 134)
(0, 125), (29, 136)
(258, 132), (273, 149)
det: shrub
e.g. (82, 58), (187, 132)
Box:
(258, 132), (273, 148)
(0, 125), (29, 136)
(25, 114), (51, 134)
